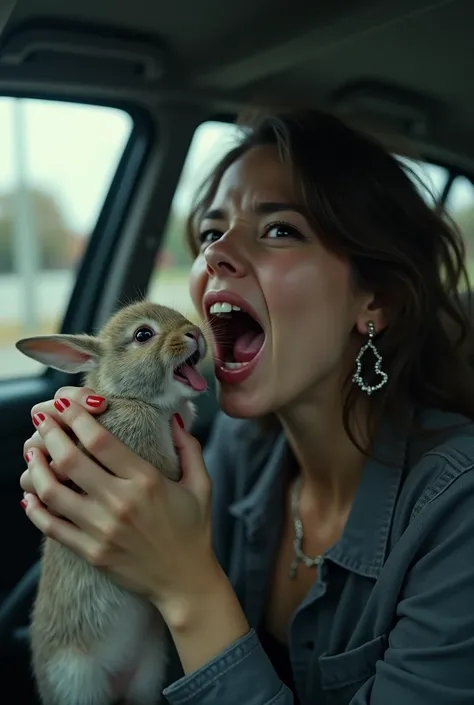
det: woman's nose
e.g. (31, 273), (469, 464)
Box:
(204, 236), (247, 278)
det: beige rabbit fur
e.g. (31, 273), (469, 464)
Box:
(16, 301), (208, 705)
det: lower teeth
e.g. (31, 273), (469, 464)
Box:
(222, 361), (248, 370)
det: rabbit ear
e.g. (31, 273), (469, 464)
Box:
(15, 334), (101, 373)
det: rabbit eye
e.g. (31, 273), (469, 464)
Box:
(134, 327), (154, 343)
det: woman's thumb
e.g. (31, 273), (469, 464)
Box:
(171, 414), (210, 498)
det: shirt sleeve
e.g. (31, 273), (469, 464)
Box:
(162, 629), (293, 705)
(351, 466), (474, 705)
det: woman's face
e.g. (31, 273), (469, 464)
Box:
(189, 145), (380, 419)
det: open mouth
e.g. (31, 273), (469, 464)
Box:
(173, 348), (207, 392)
(208, 302), (266, 369)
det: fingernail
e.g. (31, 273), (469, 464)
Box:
(86, 395), (105, 407)
(25, 450), (33, 463)
(173, 413), (184, 429)
(54, 398), (70, 413)
(33, 413), (45, 427)
(20, 499), (27, 510)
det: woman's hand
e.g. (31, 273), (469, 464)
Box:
(19, 392), (219, 617)
(20, 387), (251, 675)
(21, 386), (107, 486)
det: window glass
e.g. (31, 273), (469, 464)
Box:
(0, 98), (133, 379)
(148, 121), (243, 320)
(445, 175), (474, 278)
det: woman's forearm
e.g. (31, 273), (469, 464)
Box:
(154, 560), (250, 675)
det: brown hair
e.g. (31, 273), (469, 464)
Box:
(186, 109), (474, 449)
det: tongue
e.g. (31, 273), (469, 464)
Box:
(180, 365), (207, 391)
(233, 331), (265, 363)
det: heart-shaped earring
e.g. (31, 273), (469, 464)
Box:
(352, 321), (388, 395)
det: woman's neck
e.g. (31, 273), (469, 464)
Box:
(278, 390), (369, 510)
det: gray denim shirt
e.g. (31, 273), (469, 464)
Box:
(163, 408), (474, 705)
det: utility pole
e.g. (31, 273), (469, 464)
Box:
(11, 98), (39, 333)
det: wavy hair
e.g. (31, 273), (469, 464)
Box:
(186, 110), (474, 449)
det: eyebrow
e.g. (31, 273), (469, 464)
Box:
(202, 202), (306, 221)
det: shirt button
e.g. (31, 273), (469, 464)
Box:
(304, 640), (314, 650)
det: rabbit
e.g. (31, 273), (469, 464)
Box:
(15, 300), (209, 705)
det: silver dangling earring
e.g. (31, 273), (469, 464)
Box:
(352, 321), (388, 395)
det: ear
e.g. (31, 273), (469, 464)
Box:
(355, 294), (388, 337)
(15, 334), (101, 373)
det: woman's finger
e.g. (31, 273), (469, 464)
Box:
(53, 386), (107, 414)
(22, 492), (100, 565)
(23, 431), (48, 459)
(31, 391), (106, 428)
(20, 468), (64, 499)
(19, 468), (36, 495)
(20, 467), (67, 499)
(43, 399), (153, 481)
(25, 388), (106, 457)
(32, 412), (116, 497)
(25, 448), (98, 529)
(172, 415), (211, 502)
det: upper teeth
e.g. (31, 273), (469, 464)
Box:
(209, 303), (241, 314)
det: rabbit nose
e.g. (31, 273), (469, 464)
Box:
(185, 327), (207, 358)
(185, 327), (200, 341)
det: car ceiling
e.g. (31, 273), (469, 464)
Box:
(2, 0), (473, 165)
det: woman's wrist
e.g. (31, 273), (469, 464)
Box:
(154, 558), (250, 675)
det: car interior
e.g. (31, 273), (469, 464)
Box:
(0, 0), (473, 700)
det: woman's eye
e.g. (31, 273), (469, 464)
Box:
(264, 222), (303, 239)
(134, 327), (154, 343)
(199, 229), (222, 245)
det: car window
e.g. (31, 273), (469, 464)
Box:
(400, 164), (474, 283)
(0, 98), (133, 379)
(148, 120), (242, 323)
(398, 157), (449, 206)
(445, 175), (474, 278)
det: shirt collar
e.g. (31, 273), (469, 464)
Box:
(326, 416), (409, 578)
(229, 411), (412, 579)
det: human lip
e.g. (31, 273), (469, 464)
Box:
(203, 290), (264, 327)
(213, 345), (265, 385)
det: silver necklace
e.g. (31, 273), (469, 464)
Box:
(289, 476), (322, 579)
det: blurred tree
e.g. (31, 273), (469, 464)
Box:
(454, 205), (474, 257)
(0, 186), (78, 274)
(160, 207), (192, 269)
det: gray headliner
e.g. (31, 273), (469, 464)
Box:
(2, 0), (474, 166)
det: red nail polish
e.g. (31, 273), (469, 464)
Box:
(86, 395), (105, 407)
(54, 398), (70, 413)
(20, 499), (27, 509)
(174, 413), (184, 429)
(33, 413), (45, 427)
(25, 450), (33, 463)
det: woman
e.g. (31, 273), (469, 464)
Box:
(20, 110), (474, 705)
